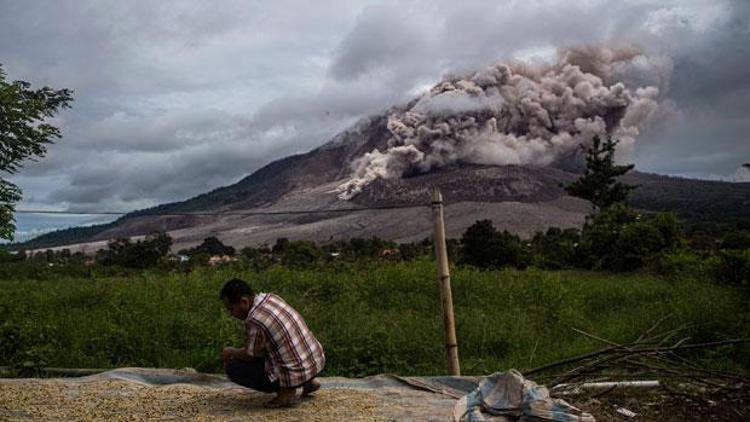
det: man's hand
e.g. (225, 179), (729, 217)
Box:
(222, 346), (241, 367)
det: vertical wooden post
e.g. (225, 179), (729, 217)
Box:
(431, 187), (460, 376)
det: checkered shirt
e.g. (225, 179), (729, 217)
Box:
(243, 293), (325, 387)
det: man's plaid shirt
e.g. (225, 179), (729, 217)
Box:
(243, 293), (325, 387)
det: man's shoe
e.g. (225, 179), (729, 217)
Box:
(301, 378), (321, 397)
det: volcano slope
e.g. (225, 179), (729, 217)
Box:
(22, 112), (595, 252)
(20, 111), (750, 253)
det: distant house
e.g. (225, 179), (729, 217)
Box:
(168, 254), (190, 263)
(208, 255), (236, 266)
(378, 248), (401, 260)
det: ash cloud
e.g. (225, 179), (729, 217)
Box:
(338, 46), (666, 199)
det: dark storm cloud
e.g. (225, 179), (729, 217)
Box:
(635, 0), (750, 178)
(2, 0), (749, 222)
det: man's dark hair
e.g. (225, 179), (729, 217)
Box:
(220, 278), (255, 303)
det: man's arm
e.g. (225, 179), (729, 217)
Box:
(223, 321), (266, 366)
(222, 346), (252, 365)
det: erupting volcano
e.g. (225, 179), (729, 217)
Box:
(338, 46), (668, 199)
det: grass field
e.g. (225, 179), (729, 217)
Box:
(1, 260), (748, 377)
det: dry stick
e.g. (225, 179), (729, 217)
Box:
(555, 329), (747, 386)
(560, 327), (670, 383)
(654, 325), (688, 347)
(523, 344), (624, 376)
(638, 338), (750, 353)
(636, 313), (674, 343)
(624, 359), (729, 388)
(526, 329), (748, 379)
(665, 351), (703, 370)
(656, 353), (750, 382)
(570, 327), (621, 347)
(549, 352), (635, 387)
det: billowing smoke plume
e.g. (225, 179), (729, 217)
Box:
(337, 46), (667, 199)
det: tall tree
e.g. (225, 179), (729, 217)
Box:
(0, 65), (73, 240)
(565, 136), (636, 210)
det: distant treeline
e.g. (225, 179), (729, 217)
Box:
(3, 213), (749, 289)
(10, 173), (750, 251)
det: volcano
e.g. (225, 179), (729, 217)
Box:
(19, 107), (750, 253)
(19, 47), (750, 252)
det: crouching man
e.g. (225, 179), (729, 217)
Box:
(220, 278), (325, 408)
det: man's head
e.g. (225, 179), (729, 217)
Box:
(220, 278), (255, 320)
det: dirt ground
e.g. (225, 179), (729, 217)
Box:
(565, 386), (749, 421)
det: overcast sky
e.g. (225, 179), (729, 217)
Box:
(2, 0), (749, 240)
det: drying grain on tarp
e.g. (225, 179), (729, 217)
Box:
(0, 378), (384, 421)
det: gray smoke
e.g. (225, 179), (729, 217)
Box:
(337, 45), (669, 199)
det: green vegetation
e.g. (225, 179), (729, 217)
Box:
(95, 232), (172, 269)
(565, 135), (636, 209)
(2, 135), (747, 379)
(0, 64), (73, 240)
(1, 261), (747, 378)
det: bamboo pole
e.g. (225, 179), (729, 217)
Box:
(431, 187), (460, 376)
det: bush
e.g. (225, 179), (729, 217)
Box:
(720, 231), (750, 250)
(96, 231), (172, 269)
(710, 249), (750, 287)
(181, 236), (235, 257)
(322, 237), (397, 260)
(652, 249), (707, 278)
(578, 205), (683, 272)
(280, 241), (323, 269)
(530, 227), (581, 270)
(461, 220), (529, 269)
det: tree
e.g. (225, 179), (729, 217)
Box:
(0, 65), (73, 240)
(565, 136), (636, 209)
(460, 219), (529, 269)
(193, 236), (235, 256)
(96, 231), (172, 268)
(577, 204), (683, 271)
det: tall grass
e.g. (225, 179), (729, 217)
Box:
(1, 260), (748, 377)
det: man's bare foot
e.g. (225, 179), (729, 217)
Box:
(301, 378), (321, 397)
(264, 387), (298, 408)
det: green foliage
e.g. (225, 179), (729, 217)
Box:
(530, 227), (581, 270)
(323, 236), (397, 260)
(720, 230), (750, 250)
(271, 237), (290, 254)
(180, 236), (236, 257)
(460, 220), (529, 269)
(0, 320), (58, 376)
(398, 240), (432, 261)
(0, 263), (748, 377)
(578, 205), (683, 271)
(565, 136), (637, 209)
(710, 249), (750, 288)
(0, 246), (25, 263)
(0, 65), (73, 240)
(96, 231), (172, 269)
(651, 249), (707, 278)
(279, 240), (323, 269)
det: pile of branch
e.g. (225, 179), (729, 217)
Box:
(523, 315), (749, 396)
